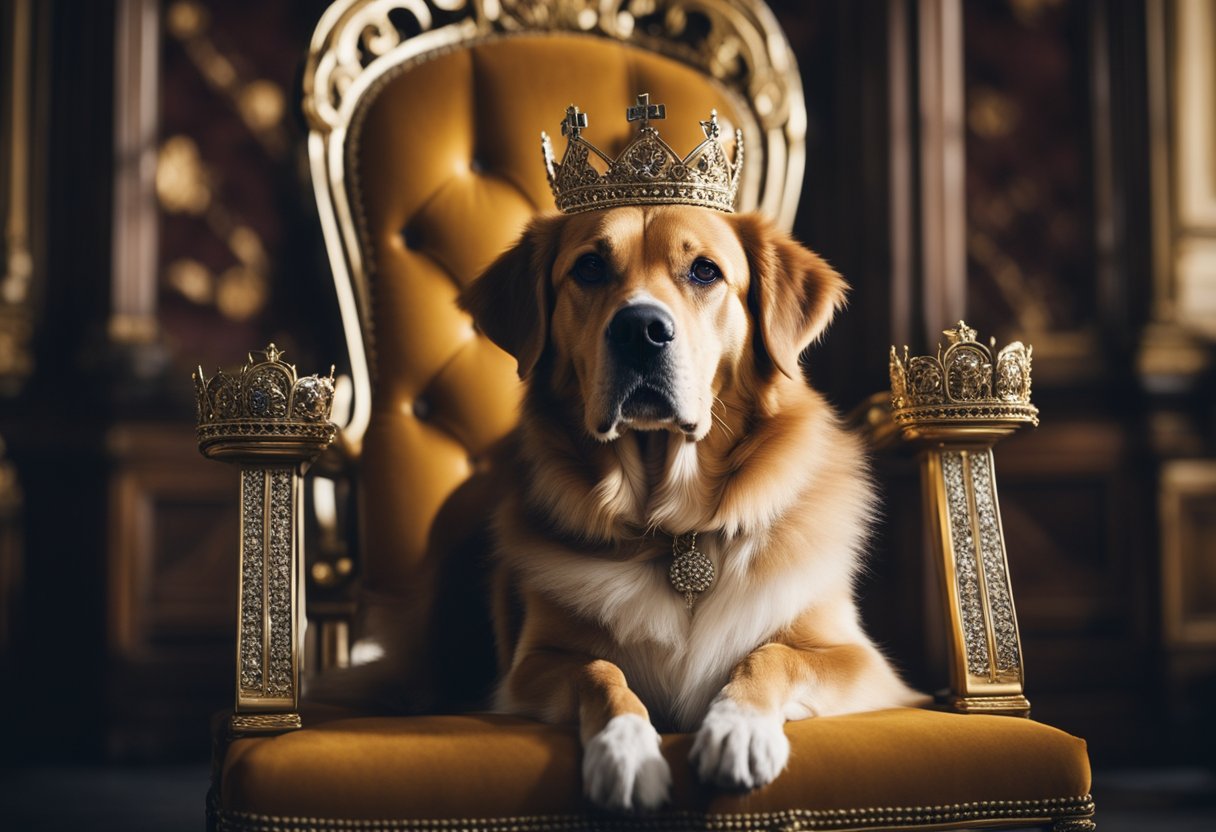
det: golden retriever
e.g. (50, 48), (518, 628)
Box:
(459, 204), (920, 812)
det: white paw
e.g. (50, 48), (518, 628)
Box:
(690, 697), (790, 790)
(582, 714), (672, 812)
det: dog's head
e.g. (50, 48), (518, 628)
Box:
(460, 206), (846, 442)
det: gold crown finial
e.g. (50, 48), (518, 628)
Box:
(541, 93), (743, 214)
(942, 320), (978, 345)
(259, 342), (284, 364)
(193, 343), (337, 463)
(889, 323), (1038, 436)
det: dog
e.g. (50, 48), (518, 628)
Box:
(458, 204), (921, 812)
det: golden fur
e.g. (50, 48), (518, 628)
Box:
(459, 206), (920, 811)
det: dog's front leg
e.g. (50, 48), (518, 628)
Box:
(691, 641), (886, 790)
(504, 653), (671, 811)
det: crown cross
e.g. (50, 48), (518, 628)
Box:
(561, 105), (588, 139)
(626, 93), (666, 129)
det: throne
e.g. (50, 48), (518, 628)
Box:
(202, 1), (1095, 829)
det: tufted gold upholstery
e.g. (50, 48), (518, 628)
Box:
(208, 5), (1095, 831)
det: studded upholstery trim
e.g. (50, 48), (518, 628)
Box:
(209, 793), (1095, 832)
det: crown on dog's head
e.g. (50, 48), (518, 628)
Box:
(542, 94), (743, 215)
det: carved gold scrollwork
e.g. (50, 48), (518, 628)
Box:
(305, 1), (800, 139)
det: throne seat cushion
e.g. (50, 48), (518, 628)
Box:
(215, 707), (1092, 830)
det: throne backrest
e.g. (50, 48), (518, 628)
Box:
(303, 0), (805, 698)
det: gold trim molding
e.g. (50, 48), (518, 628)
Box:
(230, 712), (304, 734)
(301, 0), (805, 455)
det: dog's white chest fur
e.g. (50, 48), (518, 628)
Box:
(507, 431), (862, 731)
(515, 529), (841, 731)
(607, 533), (775, 731)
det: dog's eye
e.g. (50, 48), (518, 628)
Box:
(689, 258), (722, 285)
(572, 253), (608, 285)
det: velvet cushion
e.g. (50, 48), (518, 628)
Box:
(216, 708), (1091, 829)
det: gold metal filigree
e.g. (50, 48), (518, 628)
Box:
(194, 344), (337, 464)
(543, 95), (743, 214)
(890, 320), (1038, 444)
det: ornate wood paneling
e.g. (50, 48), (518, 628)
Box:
(1161, 462), (1216, 647)
(106, 423), (237, 757)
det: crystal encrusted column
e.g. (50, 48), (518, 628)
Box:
(194, 345), (335, 734)
(890, 322), (1038, 716)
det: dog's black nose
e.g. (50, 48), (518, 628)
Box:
(607, 303), (675, 369)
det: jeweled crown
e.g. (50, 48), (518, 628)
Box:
(542, 93), (743, 214)
(193, 344), (336, 459)
(889, 321), (1038, 427)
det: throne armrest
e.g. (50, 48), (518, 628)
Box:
(856, 321), (1038, 717)
(193, 344), (338, 735)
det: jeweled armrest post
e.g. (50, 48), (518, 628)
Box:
(890, 322), (1038, 717)
(194, 344), (336, 735)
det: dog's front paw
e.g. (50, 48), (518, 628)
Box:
(582, 714), (672, 812)
(690, 697), (790, 790)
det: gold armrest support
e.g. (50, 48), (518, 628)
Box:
(194, 344), (337, 735)
(866, 321), (1038, 717)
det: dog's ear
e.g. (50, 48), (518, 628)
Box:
(459, 214), (566, 379)
(733, 212), (849, 379)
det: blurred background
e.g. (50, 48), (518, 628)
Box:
(0, 0), (1213, 828)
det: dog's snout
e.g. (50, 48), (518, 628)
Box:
(607, 303), (675, 368)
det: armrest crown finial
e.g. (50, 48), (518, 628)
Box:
(193, 342), (337, 464)
(890, 321), (1038, 444)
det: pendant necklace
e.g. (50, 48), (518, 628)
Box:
(668, 532), (715, 609)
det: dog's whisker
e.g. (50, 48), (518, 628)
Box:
(714, 396), (748, 415)
(710, 396), (735, 438)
